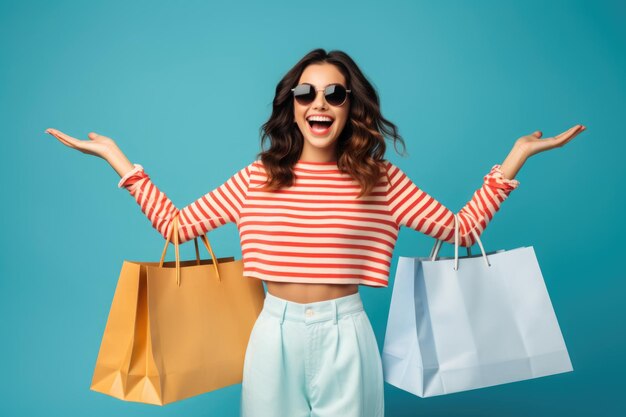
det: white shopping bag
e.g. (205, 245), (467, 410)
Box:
(382, 215), (573, 397)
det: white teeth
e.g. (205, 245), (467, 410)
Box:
(307, 115), (334, 122)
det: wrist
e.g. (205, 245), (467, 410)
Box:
(500, 145), (528, 181)
(105, 145), (136, 178)
(512, 140), (533, 160)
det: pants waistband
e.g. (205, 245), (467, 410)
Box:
(262, 291), (364, 325)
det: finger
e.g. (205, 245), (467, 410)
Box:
(46, 128), (61, 137)
(562, 129), (584, 146)
(89, 131), (113, 142)
(46, 128), (64, 140)
(53, 134), (75, 149)
(532, 130), (542, 138)
(554, 125), (582, 141)
(551, 125), (585, 148)
(47, 129), (84, 149)
(549, 128), (579, 147)
(49, 129), (82, 145)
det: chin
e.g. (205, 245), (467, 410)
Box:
(304, 134), (338, 149)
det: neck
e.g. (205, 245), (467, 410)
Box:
(298, 157), (337, 163)
(298, 152), (337, 163)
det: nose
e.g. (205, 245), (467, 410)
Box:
(311, 89), (328, 109)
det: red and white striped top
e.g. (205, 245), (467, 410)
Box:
(118, 159), (519, 287)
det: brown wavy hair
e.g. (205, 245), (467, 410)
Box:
(256, 48), (407, 199)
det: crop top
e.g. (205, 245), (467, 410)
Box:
(118, 159), (519, 287)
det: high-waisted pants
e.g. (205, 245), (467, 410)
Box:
(240, 291), (385, 417)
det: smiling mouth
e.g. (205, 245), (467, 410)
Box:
(307, 120), (334, 135)
(307, 120), (334, 130)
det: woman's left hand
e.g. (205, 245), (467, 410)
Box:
(499, 124), (587, 180)
(516, 124), (586, 159)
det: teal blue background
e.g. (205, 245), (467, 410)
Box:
(2, 0), (623, 415)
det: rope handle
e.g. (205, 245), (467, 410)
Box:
(158, 214), (222, 286)
(429, 214), (491, 270)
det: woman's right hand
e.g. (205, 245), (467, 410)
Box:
(45, 128), (118, 160)
(45, 128), (135, 178)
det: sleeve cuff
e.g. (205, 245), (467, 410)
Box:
(117, 163), (146, 189)
(484, 164), (520, 191)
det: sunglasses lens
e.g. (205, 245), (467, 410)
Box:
(292, 84), (349, 106)
(325, 84), (347, 106)
(293, 84), (315, 105)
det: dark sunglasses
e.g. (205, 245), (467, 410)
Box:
(291, 83), (351, 106)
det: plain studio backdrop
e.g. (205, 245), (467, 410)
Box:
(1, 0), (623, 416)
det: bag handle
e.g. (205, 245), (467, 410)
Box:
(172, 228), (210, 267)
(429, 214), (491, 270)
(158, 214), (222, 286)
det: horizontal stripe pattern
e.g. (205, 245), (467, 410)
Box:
(386, 162), (519, 247)
(119, 159), (519, 287)
(118, 162), (253, 243)
(238, 160), (395, 286)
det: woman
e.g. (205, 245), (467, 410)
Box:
(46, 48), (585, 417)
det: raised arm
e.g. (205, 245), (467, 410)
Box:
(45, 128), (253, 244)
(385, 124), (587, 246)
(386, 162), (519, 247)
(116, 162), (253, 244)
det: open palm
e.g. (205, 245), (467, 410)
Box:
(517, 124), (586, 158)
(45, 128), (116, 159)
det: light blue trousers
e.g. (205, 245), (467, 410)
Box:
(240, 291), (385, 417)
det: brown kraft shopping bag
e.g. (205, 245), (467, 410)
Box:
(90, 214), (266, 405)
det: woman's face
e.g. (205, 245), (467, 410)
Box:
(293, 63), (350, 162)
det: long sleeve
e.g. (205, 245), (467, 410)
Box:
(118, 162), (254, 244)
(386, 162), (520, 247)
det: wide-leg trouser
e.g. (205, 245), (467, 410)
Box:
(241, 291), (384, 417)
